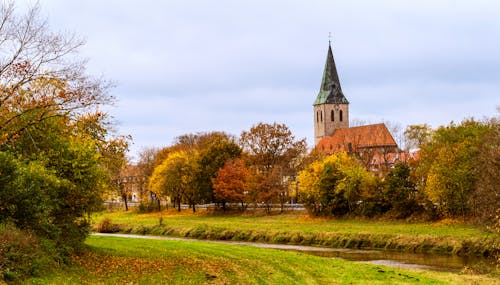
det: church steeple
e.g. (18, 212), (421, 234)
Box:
(314, 43), (349, 105)
(313, 40), (349, 145)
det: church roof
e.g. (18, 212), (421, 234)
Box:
(316, 123), (398, 153)
(314, 44), (349, 105)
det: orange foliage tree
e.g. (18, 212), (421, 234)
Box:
(212, 158), (249, 211)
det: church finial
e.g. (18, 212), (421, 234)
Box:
(328, 32), (331, 46)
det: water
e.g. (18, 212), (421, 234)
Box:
(93, 233), (496, 273)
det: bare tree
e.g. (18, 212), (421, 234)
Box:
(0, 2), (112, 146)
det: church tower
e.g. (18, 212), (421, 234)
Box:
(314, 42), (349, 145)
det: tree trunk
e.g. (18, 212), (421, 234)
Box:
(177, 195), (181, 212)
(123, 194), (129, 211)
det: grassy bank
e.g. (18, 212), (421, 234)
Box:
(92, 210), (500, 258)
(26, 235), (498, 284)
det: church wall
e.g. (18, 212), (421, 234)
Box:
(314, 103), (349, 145)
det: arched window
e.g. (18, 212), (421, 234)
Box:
(340, 110), (343, 122)
(320, 111), (323, 122)
(331, 110), (334, 121)
(316, 111), (319, 122)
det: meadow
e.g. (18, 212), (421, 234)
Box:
(25, 235), (499, 285)
(92, 209), (499, 258)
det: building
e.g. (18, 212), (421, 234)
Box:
(313, 42), (349, 145)
(314, 42), (408, 172)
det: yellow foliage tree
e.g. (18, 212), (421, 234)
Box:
(298, 152), (373, 216)
(149, 151), (198, 212)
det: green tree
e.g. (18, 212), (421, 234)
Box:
(197, 136), (242, 204)
(0, 1), (127, 257)
(418, 120), (491, 219)
(298, 152), (373, 216)
(384, 162), (419, 218)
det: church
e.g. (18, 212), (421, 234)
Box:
(313, 42), (406, 172)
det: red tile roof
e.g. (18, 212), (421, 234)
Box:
(316, 123), (398, 154)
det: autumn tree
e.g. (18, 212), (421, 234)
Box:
(150, 132), (242, 207)
(240, 123), (306, 210)
(0, 2), (111, 148)
(418, 119), (491, 219)
(149, 151), (199, 212)
(197, 136), (242, 204)
(404, 124), (432, 151)
(212, 158), (249, 211)
(298, 152), (373, 216)
(130, 147), (160, 211)
(0, 1), (127, 258)
(470, 117), (500, 225)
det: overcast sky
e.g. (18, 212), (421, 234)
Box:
(19, 0), (500, 159)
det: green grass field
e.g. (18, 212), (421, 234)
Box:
(91, 210), (499, 258)
(93, 210), (489, 237)
(25, 235), (499, 284)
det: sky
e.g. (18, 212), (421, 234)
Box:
(17, 0), (500, 159)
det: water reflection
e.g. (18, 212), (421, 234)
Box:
(293, 248), (487, 272)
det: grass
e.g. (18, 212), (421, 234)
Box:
(25, 235), (499, 284)
(93, 210), (488, 237)
(91, 210), (500, 257)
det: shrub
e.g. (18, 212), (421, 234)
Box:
(96, 218), (121, 233)
(0, 224), (59, 282)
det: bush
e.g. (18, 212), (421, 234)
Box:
(138, 202), (160, 213)
(0, 224), (59, 282)
(96, 218), (122, 233)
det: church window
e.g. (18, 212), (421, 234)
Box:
(316, 111), (319, 122)
(320, 111), (323, 122)
(331, 110), (334, 121)
(340, 110), (343, 121)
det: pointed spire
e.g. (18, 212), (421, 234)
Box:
(313, 40), (349, 105)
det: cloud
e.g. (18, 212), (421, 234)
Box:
(15, 0), (500, 159)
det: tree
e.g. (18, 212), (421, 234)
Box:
(384, 162), (419, 218)
(149, 151), (198, 212)
(0, 2), (125, 256)
(298, 152), (373, 216)
(404, 124), (432, 151)
(240, 123), (306, 210)
(470, 117), (500, 224)
(196, 135), (242, 204)
(0, 2), (111, 148)
(137, 147), (160, 209)
(212, 158), (249, 211)
(418, 120), (491, 219)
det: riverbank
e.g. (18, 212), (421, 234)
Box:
(92, 210), (500, 261)
(26, 235), (499, 284)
